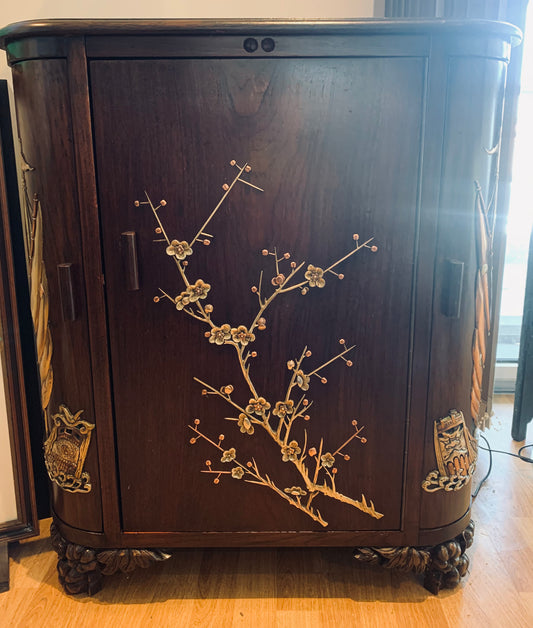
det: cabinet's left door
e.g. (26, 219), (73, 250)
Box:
(11, 61), (104, 534)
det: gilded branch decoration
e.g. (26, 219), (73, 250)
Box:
(138, 160), (383, 526)
(422, 410), (477, 493)
(471, 181), (495, 431)
(20, 151), (53, 424)
(44, 405), (95, 493)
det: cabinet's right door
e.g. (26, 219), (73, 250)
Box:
(90, 53), (426, 536)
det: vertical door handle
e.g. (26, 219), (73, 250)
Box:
(121, 231), (140, 291)
(57, 263), (77, 322)
(442, 259), (464, 318)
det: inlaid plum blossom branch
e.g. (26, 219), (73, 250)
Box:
(188, 419), (327, 526)
(138, 159), (383, 525)
(193, 373), (383, 521)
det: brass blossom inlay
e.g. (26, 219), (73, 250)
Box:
(221, 448), (237, 463)
(284, 486), (307, 496)
(209, 324), (232, 345)
(187, 279), (211, 302)
(273, 400), (295, 419)
(304, 264), (326, 288)
(321, 453), (336, 468)
(281, 440), (301, 462)
(232, 467), (245, 479)
(237, 413), (255, 435)
(246, 397), (271, 416)
(231, 325), (255, 346)
(166, 239), (192, 259)
(294, 369), (310, 391)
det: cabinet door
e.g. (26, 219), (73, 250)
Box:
(91, 55), (425, 534)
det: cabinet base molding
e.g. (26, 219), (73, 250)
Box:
(50, 522), (171, 595)
(51, 520), (474, 595)
(353, 520), (475, 594)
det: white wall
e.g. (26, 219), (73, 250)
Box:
(0, 369), (17, 524)
(0, 1), (378, 81)
(1, 0), (376, 21)
(0, 0), (378, 525)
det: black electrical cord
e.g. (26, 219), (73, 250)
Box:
(471, 435), (532, 500)
(472, 434), (493, 499)
(519, 443), (533, 460)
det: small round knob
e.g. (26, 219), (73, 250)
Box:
(243, 37), (258, 53)
(261, 38), (275, 52)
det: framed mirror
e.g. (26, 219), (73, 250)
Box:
(0, 78), (40, 592)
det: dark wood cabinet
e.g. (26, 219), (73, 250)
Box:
(0, 19), (520, 595)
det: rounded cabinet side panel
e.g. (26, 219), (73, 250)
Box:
(11, 58), (103, 533)
(420, 55), (508, 533)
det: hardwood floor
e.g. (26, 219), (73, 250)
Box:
(1, 395), (531, 627)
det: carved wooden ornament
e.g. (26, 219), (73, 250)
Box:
(354, 521), (475, 594)
(44, 405), (95, 493)
(51, 523), (171, 595)
(422, 410), (477, 493)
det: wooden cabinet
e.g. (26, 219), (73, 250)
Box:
(0, 19), (520, 595)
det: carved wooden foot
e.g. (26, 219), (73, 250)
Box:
(353, 520), (475, 594)
(423, 521), (475, 594)
(50, 523), (171, 595)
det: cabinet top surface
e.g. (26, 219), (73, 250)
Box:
(0, 18), (522, 49)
